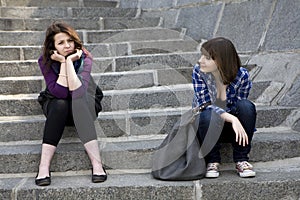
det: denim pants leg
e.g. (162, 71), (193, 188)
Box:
(230, 99), (256, 162)
(197, 108), (222, 163)
(197, 99), (256, 163)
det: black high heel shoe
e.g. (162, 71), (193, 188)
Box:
(92, 167), (107, 183)
(35, 172), (51, 186)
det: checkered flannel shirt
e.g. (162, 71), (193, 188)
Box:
(192, 64), (252, 115)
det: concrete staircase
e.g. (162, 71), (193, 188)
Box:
(0, 0), (299, 199)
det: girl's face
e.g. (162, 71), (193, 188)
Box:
(198, 54), (218, 73)
(53, 32), (75, 57)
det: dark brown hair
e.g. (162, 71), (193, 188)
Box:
(201, 37), (241, 84)
(41, 21), (87, 69)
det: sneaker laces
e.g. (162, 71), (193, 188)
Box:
(207, 163), (219, 171)
(237, 161), (253, 170)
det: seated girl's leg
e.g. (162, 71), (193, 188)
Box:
(197, 109), (223, 163)
(43, 99), (70, 146)
(72, 97), (105, 176)
(231, 99), (256, 162)
(37, 99), (70, 181)
(72, 97), (97, 144)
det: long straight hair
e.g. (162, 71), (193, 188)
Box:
(201, 37), (241, 85)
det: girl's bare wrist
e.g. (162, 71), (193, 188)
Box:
(59, 74), (67, 77)
(66, 57), (74, 62)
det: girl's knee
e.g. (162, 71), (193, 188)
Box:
(236, 99), (256, 113)
(47, 99), (70, 117)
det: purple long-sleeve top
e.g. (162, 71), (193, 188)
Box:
(38, 53), (93, 99)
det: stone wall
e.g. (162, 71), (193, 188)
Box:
(120, 0), (300, 130)
(120, 0), (299, 53)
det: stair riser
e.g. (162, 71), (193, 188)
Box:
(0, 40), (198, 61)
(221, 138), (300, 162)
(0, 85), (292, 114)
(112, 53), (199, 72)
(0, 71), (156, 94)
(200, 177), (300, 200)
(0, 174), (299, 200)
(0, 29), (184, 45)
(0, 17), (160, 31)
(0, 69), (268, 96)
(0, 175), (195, 200)
(0, 61), (267, 101)
(0, 89), (193, 115)
(4, 0), (118, 7)
(0, 7), (136, 18)
(0, 54), (197, 80)
(0, 62), (40, 77)
(0, 79), (43, 95)
(0, 107), (295, 143)
(87, 28), (185, 43)
(1, 133), (299, 173)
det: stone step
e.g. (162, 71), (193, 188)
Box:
(93, 54), (255, 76)
(0, 61), (257, 92)
(0, 84), (192, 116)
(0, 84), (250, 113)
(0, 70), (172, 94)
(0, 39), (199, 61)
(0, 72), (269, 96)
(0, 58), (256, 88)
(0, 128), (299, 174)
(1, 0), (118, 8)
(0, 51), (197, 77)
(0, 162), (299, 200)
(0, 7), (137, 19)
(0, 17), (161, 31)
(0, 105), (295, 143)
(95, 52), (199, 73)
(0, 28), (185, 46)
(0, 80), (292, 116)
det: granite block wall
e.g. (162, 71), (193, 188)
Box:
(121, 0), (299, 52)
(120, 0), (300, 130)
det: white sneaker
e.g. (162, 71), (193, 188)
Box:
(236, 161), (256, 178)
(205, 163), (220, 178)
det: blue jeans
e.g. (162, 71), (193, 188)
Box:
(197, 99), (256, 163)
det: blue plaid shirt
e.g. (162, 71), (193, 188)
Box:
(192, 64), (252, 114)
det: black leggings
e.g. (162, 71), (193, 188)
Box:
(42, 97), (97, 146)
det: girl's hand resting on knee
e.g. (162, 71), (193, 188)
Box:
(231, 117), (248, 146)
(221, 112), (248, 146)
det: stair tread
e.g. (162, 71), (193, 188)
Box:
(0, 129), (299, 152)
(2, 0), (119, 8)
(0, 158), (299, 200)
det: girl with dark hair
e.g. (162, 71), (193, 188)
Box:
(35, 21), (107, 186)
(193, 37), (256, 178)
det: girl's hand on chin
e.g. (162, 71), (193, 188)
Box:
(50, 51), (65, 63)
(67, 49), (82, 62)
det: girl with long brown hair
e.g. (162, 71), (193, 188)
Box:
(36, 21), (106, 186)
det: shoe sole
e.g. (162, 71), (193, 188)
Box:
(205, 172), (219, 178)
(35, 180), (51, 186)
(238, 171), (256, 178)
